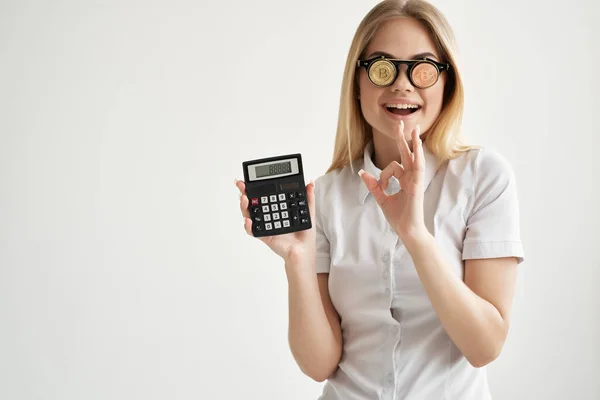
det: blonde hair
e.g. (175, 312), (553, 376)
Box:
(326, 0), (474, 174)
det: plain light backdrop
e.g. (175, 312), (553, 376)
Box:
(1, 0), (599, 399)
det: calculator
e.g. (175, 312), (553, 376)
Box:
(242, 153), (312, 237)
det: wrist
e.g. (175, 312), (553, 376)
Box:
(284, 247), (315, 273)
(401, 226), (434, 251)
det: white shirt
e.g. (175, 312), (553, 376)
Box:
(313, 140), (524, 400)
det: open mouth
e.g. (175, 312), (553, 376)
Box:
(384, 103), (421, 116)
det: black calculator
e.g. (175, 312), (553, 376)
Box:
(242, 153), (312, 237)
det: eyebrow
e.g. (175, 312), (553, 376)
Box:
(365, 51), (438, 60)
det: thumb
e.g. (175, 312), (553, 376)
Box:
(306, 179), (316, 221)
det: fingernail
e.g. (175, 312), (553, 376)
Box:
(234, 178), (238, 186)
(358, 169), (365, 176)
(416, 124), (421, 135)
(400, 120), (404, 131)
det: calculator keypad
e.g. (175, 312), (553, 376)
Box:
(249, 190), (310, 235)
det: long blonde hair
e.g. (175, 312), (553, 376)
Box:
(326, 0), (473, 174)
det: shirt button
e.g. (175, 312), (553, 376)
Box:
(382, 253), (390, 262)
(386, 372), (394, 384)
(382, 269), (390, 279)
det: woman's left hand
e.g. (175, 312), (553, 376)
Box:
(359, 121), (429, 242)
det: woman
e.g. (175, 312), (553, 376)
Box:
(235, 0), (524, 398)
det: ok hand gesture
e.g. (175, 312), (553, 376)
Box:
(358, 121), (428, 241)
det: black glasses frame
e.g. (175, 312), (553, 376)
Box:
(356, 56), (451, 89)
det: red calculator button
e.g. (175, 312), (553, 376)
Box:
(251, 198), (259, 206)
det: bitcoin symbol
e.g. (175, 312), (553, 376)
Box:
(412, 63), (437, 87)
(370, 60), (395, 86)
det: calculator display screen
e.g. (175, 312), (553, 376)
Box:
(248, 157), (300, 181)
(255, 161), (292, 178)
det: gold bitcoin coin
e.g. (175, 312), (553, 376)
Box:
(369, 59), (396, 86)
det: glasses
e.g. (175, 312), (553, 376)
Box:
(356, 56), (451, 89)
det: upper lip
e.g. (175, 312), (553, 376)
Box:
(382, 99), (422, 107)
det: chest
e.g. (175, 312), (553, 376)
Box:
(324, 177), (473, 318)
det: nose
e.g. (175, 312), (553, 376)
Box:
(390, 65), (414, 92)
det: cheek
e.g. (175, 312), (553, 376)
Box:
(422, 84), (445, 116)
(358, 76), (381, 113)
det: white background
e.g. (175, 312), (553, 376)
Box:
(1, 0), (599, 399)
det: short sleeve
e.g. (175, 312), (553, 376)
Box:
(462, 149), (525, 264)
(314, 177), (331, 273)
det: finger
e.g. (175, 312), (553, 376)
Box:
(396, 121), (413, 169)
(379, 161), (405, 190)
(234, 178), (246, 196)
(240, 194), (251, 219)
(243, 217), (254, 236)
(412, 125), (425, 172)
(305, 180), (316, 221)
(358, 169), (389, 206)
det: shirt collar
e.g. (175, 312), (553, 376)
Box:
(357, 139), (441, 204)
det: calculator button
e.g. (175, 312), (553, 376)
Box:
(290, 201), (298, 208)
(299, 209), (308, 216)
(287, 192), (296, 200)
(261, 196), (269, 204)
(274, 221), (282, 229)
(291, 210), (300, 225)
(270, 195), (277, 203)
(283, 220), (290, 228)
(271, 204), (279, 211)
(251, 198), (259, 206)
(278, 193), (286, 201)
(251, 207), (261, 214)
(262, 205), (270, 213)
(301, 217), (309, 224)
(265, 222), (273, 230)
(273, 213), (280, 220)
(279, 202), (287, 210)
(298, 200), (306, 207)
(255, 224), (263, 231)
(263, 214), (271, 222)
(281, 211), (289, 219)
(253, 215), (262, 222)
(296, 191), (305, 198)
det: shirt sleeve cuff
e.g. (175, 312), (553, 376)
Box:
(315, 256), (331, 273)
(462, 240), (525, 264)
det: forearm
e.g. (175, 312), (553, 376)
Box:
(285, 256), (342, 381)
(404, 232), (508, 367)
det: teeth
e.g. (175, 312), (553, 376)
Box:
(386, 104), (419, 109)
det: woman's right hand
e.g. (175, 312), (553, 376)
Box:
(235, 178), (316, 263)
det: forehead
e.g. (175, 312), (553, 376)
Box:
(365, 17), (439, 58)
